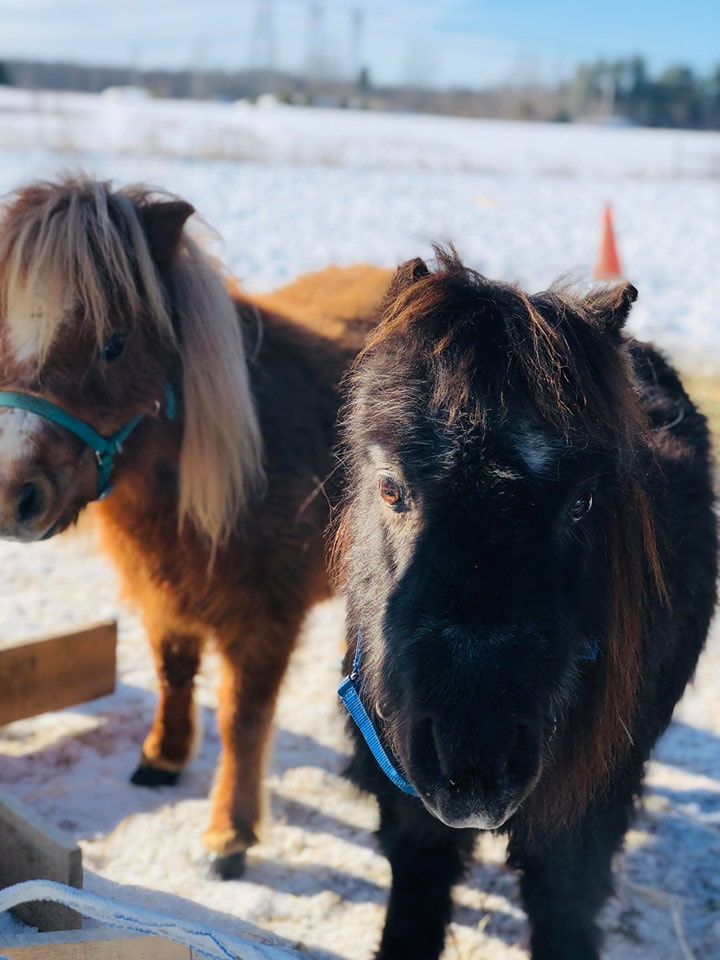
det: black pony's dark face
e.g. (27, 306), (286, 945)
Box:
(338, 253), (640, 830)
(347, 407), (612, 829)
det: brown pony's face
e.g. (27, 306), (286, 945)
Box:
(337, 252), (651, 830)
(0, 186), (192, 541)
(0, 310), (170, 540)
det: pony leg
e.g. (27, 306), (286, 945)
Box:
(510, 786), (635, 960)
(375, 795), (475, 960)
(131, 627), (203, 788)
(203, 628), (295, 877)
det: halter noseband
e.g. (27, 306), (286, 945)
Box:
(340, 627), (598, 799)
(0, 383), (175, 500)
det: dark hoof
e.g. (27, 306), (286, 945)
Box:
(207, 851), (247, 881)
(130, 765), (180, 788)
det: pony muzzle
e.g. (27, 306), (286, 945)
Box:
(0, 471), (56, 541)
(400, 710), (544, 830)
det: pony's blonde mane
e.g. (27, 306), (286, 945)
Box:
(0, 176), (265, 549)
(0, 179), (172, 361)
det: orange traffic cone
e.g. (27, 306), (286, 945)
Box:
(592, 204), (623, 281)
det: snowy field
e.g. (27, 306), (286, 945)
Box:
(1, 88), (720, 369)
(0, 93), (719, 959)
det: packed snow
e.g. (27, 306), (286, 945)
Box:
(2, 89), (719, 368)
(0, 95), (718, 959)
(2, 87), (720, 180)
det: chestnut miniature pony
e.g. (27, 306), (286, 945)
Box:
(0, 176), (391, 878)
(334, 250), (717, 958)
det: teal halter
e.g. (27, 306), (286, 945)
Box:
(0, 383), (175, 500)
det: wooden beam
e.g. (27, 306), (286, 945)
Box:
(0, 791), (82, 932)
(0, 930), (193, 960)
(0, 622), (116, 726)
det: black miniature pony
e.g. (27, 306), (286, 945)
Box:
(333, 249), (717, 960)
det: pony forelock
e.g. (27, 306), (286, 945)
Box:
(0, 177), (173, 362)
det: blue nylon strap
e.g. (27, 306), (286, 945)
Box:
(339, 631), (419, 798)
(0, 382), (175, 500)
(584, 636), (598, 661)
(340, 623), (597, 799)
(94, 410), (146, 498)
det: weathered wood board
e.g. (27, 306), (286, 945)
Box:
(0, 791), (82, 931)
(0, 622), (116, 726)
(0, 930), (193, 959)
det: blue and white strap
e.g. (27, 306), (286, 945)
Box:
(338, 630), (419, 798)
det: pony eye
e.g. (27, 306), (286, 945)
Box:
(101, 333), (126, 362)
(379, 475), (404, 508)
(570, 490), (593, 522)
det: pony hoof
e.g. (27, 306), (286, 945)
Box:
(207, 851), (247, 881)
(130, 765), (180, 788)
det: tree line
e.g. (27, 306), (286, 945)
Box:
(0, 55), (718, 130)
(568, 57), (720, 129)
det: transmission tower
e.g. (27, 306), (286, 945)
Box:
(350, 7), (365, 82)
(250, 0), (276, 71)
(306, 1), (327, 79)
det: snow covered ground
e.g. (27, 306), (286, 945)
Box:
(2, 87), (720, 179)
(2, 89), (719, 368)
(0, 95), (718, 958)
(0, 534), (718, 960)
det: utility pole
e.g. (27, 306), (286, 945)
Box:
(190, 37), (207, 100)
(306, 1), (326, 80)
(250, 0), (276, 71)
(350, 7), (365, 83)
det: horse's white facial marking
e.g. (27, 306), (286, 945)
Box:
(513, 428), (559, 477)
(0, 409), (45, 466)
(368, 443), (392, 469)
(8, 311), (54, 365)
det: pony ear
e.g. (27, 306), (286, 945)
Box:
(141, 200), (195, 265)
(399, 257), (430, 285)
(585, 281), (638, 333)
(388, 257), (430, 296)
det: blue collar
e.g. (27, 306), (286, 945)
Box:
(0, 382), (175, 500)
(339, 630), (420, 798)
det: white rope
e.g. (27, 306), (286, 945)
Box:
(0, 879), (298, 960)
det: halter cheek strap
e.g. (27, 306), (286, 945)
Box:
(338, 630), (420, 798)
(0, 382), (175, 500)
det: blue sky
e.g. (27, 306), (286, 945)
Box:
(0, 0), (717, 88)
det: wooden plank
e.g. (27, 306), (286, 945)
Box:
(0, 622), (116, 725)
(0, 930), (192, 960)
(0, 790), (82, 931)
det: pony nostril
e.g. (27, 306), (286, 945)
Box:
(513, 721), (529, 747)
(507, 721), (540, 780)
(509, 722), (531, 759)
(17, 481), (43, 524)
